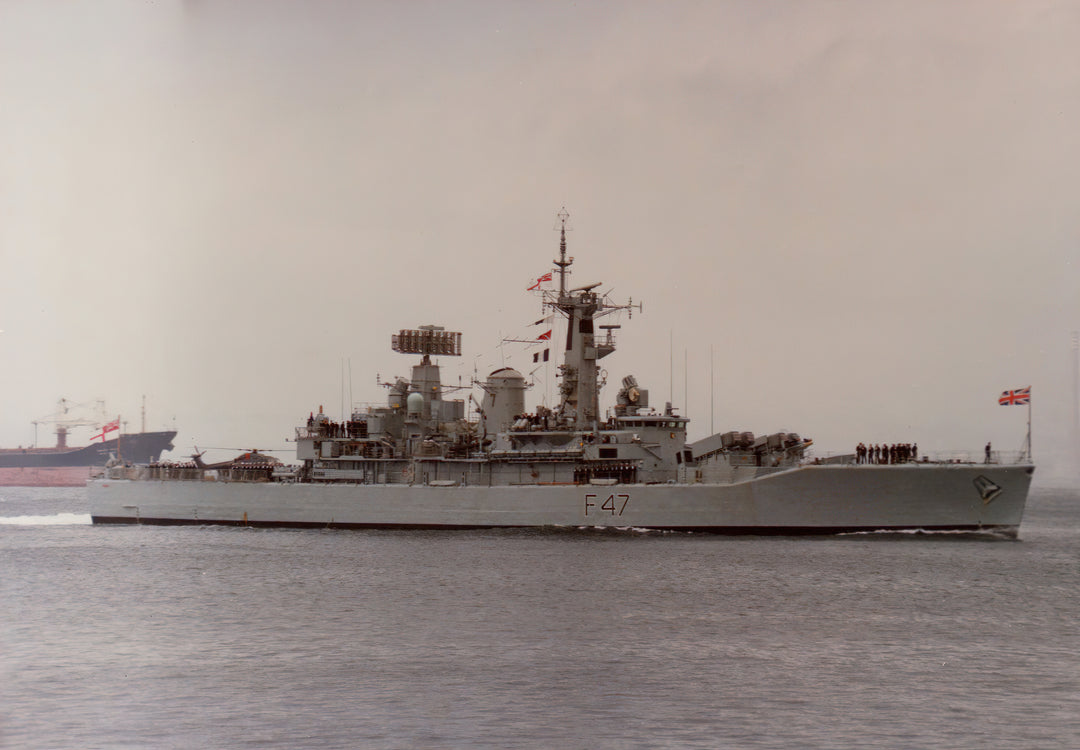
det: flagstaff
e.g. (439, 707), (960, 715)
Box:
(1027, 397), (1032, 462)
(998, 385), (1032, 462)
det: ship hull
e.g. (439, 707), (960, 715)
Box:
(0, 431), (176, 486)
(89, 463), (1034, 537)
(0, 466), (96, 487)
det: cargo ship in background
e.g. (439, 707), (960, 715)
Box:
(1, 398), (176, 486)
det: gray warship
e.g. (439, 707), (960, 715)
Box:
(90, 212), (1034, 536)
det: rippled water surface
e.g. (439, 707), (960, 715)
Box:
(3, 485), (1079, 749)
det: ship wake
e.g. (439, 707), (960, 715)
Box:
(0, 513), (91, 526)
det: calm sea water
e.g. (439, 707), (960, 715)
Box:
(2, 484), (1078, 749)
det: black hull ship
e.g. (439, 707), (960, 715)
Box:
(2, 400), (176, 486)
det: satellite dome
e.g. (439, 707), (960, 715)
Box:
(407, 392), (424, 415)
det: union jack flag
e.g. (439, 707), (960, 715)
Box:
(998, 387), (1030, 406)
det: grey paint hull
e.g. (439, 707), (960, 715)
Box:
(89, 463), (1034, 537)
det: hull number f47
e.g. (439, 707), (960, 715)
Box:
(585, 493), (630, 517)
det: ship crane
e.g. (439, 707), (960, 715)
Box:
(31, 398), (110, 449)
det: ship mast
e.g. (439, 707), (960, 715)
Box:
(544, 209), (640, 433)
(555, 207), (572, 299)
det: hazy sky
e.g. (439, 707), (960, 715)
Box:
(2, 1), (1078, 473)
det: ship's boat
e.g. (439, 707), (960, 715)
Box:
(89, 212), (1034, 536)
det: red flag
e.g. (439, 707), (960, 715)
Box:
(537, 330), (552, 341)
(91, 418), (120, 442)
(527, 272), (553, 291)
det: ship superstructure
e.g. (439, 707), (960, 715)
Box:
(294, 213), (723, 487)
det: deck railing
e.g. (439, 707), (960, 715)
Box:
(807, 449), (1031, 466)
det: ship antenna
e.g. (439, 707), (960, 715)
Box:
(555, 207), (571, 298)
